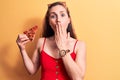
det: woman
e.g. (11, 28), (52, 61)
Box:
(16, 1), (86, 80)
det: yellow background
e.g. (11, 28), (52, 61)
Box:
(0, 0), (120, 80)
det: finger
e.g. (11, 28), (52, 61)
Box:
(17, 34), (29, 44)
(55, 24), (58, 35)
(18, 34), (29, 40)
(58, 22), (63, 34)
(55, 24), (59, 41)
(57, 22), (61, 34)
(58, 22), (63, 37)
(22, 39), (30, 45)
(56, 23), (60, 37)
(20, 38), (30, 42)
(17, 38), (29, 45)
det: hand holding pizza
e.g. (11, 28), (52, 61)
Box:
(16, 26), (38, 50)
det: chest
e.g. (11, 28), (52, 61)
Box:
(43, 40), (76, 59)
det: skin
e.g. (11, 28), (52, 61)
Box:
(16, 5), (86, 80)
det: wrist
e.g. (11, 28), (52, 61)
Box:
(18, 45), (25, 51)
(59, 49), (70, 57)
(20, 47), (26, 52)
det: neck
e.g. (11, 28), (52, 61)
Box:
(50, 36), (55, 40)
(51, 33), (68, 40)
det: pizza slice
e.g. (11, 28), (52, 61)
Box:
(23, 25), (38, 41)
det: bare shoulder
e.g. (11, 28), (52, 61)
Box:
(76, 40), (86, 54)
(36, 37), (45, 49)
(77, 40), (86, 48)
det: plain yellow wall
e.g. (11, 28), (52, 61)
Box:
(0, 0), (120, 80)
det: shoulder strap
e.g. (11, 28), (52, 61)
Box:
(73, 40), (78, 52)
(41, 38), (46, 50)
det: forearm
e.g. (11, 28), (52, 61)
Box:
(20, 49), (36, 74)
(16, 34), (39, 74)
(62, 54), (83, 80)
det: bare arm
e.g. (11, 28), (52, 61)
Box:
(62, 41), (86, 80)
(16, 34), (41, 75)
